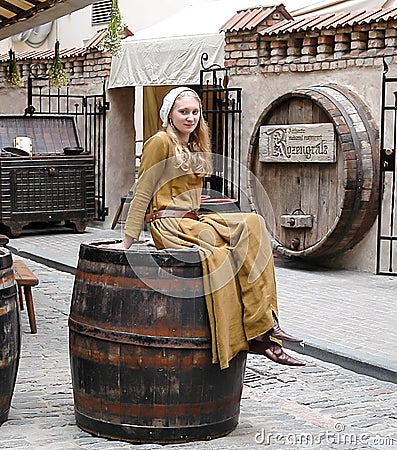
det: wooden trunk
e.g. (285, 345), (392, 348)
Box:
(68, 242), (246, 444)
(0, 249), (20, 425)
(249, 84), (379, 259)
(0, 115), (95, 237)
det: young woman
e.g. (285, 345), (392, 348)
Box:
(108, 87), (305, 369)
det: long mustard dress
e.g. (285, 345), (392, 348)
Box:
(125, 131), (278, 369)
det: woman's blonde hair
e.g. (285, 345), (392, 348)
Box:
(165, 90), (212, 177)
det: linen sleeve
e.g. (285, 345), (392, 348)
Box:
(124, 134), (169, 239)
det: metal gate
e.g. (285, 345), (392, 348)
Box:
(25, 69), (109, 221)
(199, 53), (242, 205)
(377, 61), (397, 275)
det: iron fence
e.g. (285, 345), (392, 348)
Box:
(25, 68), (109, 221)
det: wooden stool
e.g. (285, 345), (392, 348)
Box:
(13, 260), (39, 334)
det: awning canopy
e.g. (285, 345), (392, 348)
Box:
(109, 33), (224, 88)
(0, 0), (97, 41)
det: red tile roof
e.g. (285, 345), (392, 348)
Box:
(261, 6), (397, 36)
(0, 29), (106, 63)
(220, 4), (293, 32)
(222, 5), (397, 35)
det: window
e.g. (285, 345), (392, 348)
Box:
(92, 0), (112, 26)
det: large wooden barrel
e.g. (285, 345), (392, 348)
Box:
(68, 242), (246, 444)
(249, 84), (379, 259)
(0, 248), (20, 426)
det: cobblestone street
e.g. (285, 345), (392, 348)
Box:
(0, 258), (396, 450)
(2, 0), (397, 448)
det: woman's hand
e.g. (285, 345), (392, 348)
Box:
(143, 238), (156, 247)
(99, 234), (139, 249)
(99, 241), (127, 250)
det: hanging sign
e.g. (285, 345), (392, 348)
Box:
(259, 123), (336, 163)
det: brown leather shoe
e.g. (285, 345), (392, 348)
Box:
(249, 338), (306, 366)
(269, 318), (303, 343)
(267, 312), (303, 342)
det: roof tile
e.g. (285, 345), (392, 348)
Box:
(220, 4), (293, 32)
(259, 6), (397, 36)
(0, 29), (106, 63)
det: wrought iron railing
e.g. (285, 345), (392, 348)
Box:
(199, 53), (242, 205)
(25, 66), (109, 221)
(377, 60), (397, 275)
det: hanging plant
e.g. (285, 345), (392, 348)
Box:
(102, 0), (123, 56)
(5, 49), (23, 88)
(49, 40), (68, 88)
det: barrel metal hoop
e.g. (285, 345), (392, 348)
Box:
(0, 250), (13, 270)
(0, 267), (16, 290)
(74, 410), (238, 444)
(68, 317), (211, 349)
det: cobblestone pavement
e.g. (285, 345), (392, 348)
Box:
(1, 259), (396, 450)
(7, 226), (397, 383)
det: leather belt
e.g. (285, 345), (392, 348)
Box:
(145, 209), (199, 223)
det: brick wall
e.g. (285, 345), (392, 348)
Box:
(0, 48), (111, 88)
(224, 21), (397, 75)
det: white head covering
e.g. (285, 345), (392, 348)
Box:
(159, 87), (197, 128)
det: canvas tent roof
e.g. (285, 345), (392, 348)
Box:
(109, 32), (225, 88)
(109, 0), (262, 88)
(108, 0), (396, 88)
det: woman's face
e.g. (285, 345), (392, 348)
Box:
(169, 95), (200, 141)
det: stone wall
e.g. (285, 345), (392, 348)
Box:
(224, 21), (397, 75)
(0, 48), (112, 88)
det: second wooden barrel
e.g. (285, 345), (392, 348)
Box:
(0, 248), (20, 426)
(249, 84), (379, 259)
(69, 241), (246, 444)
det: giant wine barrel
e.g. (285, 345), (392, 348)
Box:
(0, 248), (20, 425)
(69, 242), (246, 444)
(249, 84), (379, 259)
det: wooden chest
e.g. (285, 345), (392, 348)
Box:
(0, 115), (95, 237)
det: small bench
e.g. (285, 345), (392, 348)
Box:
(13, 260), (39, 334)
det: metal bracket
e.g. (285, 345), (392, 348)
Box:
(281, 209), (313, 229)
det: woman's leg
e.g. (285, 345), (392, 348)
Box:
(151, 214), (304, 367)
(151, 217), (248, 369)
(200, 212), (305, 367)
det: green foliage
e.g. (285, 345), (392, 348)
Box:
(102, 0), (123, 56)
(5, 49), (23, 88)
(49, 40), (68, 89)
